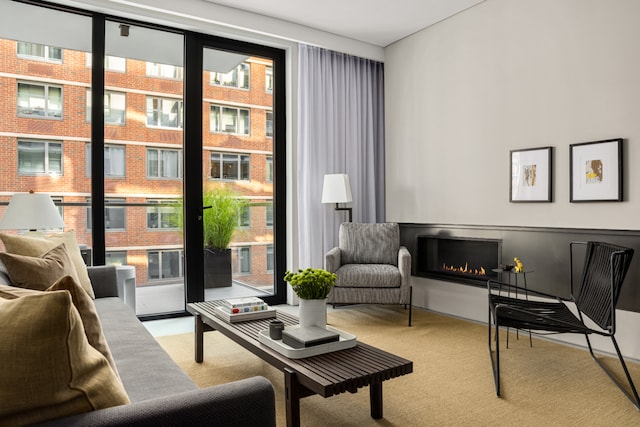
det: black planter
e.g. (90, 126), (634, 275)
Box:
(204, 248), (232, 288)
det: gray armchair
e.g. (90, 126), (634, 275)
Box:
(325, 222), (412, 326)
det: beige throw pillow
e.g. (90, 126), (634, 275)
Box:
(0, 280), (119, 378)
(0, 230), (95, 298)
(0, 291), (129, 425)
(49, 275), (119, 377)
(0, 243), (80, 291)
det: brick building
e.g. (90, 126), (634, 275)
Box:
(0, 38), (274, 293)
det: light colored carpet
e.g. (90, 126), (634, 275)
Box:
(156, 305), (640, 426)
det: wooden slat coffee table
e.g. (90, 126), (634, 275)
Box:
(187, 301), (413, 427)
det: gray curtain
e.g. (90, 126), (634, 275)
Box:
(297, 44), (385, 268)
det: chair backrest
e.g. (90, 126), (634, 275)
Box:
(575, 241), (634, 331)
(339, 222), (400, 266)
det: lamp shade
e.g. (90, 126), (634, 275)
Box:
(321, 174), (353, 204)
(0, 192), (65, 231)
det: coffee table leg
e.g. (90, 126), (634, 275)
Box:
(284, 368), (301, 427)
(194, 313), (204, 363)
(370, 381), (383, 419)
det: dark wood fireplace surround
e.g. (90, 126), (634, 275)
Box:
(399, 223), (640, 312)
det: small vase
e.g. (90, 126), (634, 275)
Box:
(298, 298), (327, 329)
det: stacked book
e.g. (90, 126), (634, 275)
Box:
(214, 297), (276, 323)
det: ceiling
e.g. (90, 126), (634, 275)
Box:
(203, 0), (486, 47)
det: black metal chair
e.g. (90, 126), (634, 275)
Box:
(487, 241), (640, 409)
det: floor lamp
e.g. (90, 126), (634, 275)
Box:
(321, 174), (353, 222)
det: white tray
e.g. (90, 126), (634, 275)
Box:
(258, 325), (356, 359)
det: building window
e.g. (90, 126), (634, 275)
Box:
(148, 250), (184, 280)
(18, 140), (62, 175)
(86, 53), (126, 72)
(266, 244), (274, 272)
(239, 205), (250, 228)
(211, 62), (249, 89)
(17, 82), (62, 119)
(106, 251), (127, 266)
(266, 203), (273, 228)
(266, 111), (273, 138)
(86, 144), (126, 178)
(146, 97), (183, 129)
(86, 90), (126, 125)
(87, 198), (126, 230)
(146, 62), (183, 80)
(265, 66), (273, 93)
(210, 105), (249, 135)
(266, 156), (273, 183)
(147, 148), (182, 179)
(17, 42), (62, 62)
(233, 246), (251, 274)
(147, 200), (180, 230)
(210, 152), (250, 180)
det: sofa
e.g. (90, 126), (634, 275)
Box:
(0, 264), (276, 426)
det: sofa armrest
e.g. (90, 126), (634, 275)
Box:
(87, 265), (118, 298)
(325, 246), (342, 273)
(37, 376), (276, 427)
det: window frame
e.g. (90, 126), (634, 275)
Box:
(17, 81), (63, 119)
(17, 42), (62, 63)
(147, 249), (185, 281)
(146, 96), (184, 129)
(210, 62), (250, 90)
(146, 62), (184, 80)
(146, 147), (183, 179)
(209, 104), (250, 135)
(210, 152), (250, 181)
(265, 66), (273, 94)
(17, 139), (63, 176)
(86, 143), (126, 178)
(86, 89), (126, 125)
(87, 197), (126, 231)
(146, 199), (180, 230)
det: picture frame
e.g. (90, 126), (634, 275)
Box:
(510, 147), (552, 202)
(570, 138), (622, 202)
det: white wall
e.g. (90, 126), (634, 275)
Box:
(385, 0), (640, 229)
(385, 0), (640, 359)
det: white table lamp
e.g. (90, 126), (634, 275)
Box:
(0, 191), (65, 234)
(321, 174), (353, 222)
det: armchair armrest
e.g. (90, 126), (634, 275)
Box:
(325, 247), (342, 273)
(398, 246), (411, 288)
(37, 376), (276, 427)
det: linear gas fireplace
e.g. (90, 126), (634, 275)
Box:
(416, 236), (501, 286)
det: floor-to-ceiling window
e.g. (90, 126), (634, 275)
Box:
(0, 0), (286, 318)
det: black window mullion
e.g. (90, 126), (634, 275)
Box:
(91, 14), (106, 266)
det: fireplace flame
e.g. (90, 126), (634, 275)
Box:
(441, 262), (487, 276)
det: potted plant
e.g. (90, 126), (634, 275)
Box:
(196, 185), (245, 288)
(284, 268), (337, 328)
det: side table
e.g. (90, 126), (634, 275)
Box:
(491, 268), (533, 347)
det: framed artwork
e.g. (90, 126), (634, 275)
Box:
(570, 138), (622, 202)
(510, 147), (552, 202)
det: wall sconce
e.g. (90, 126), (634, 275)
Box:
(0, 191), (65, 236)
(321, 174), (353, 222)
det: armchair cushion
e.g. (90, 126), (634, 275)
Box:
(339, 223), (399, 265)
(335, 264), (401, 288)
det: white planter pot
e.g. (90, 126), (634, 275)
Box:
(298, 298), (327, 328)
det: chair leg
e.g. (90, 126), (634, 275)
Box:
(585, 334), (640, 410)
(407, 286), (413, 327)
(488, 306), (501, 396)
